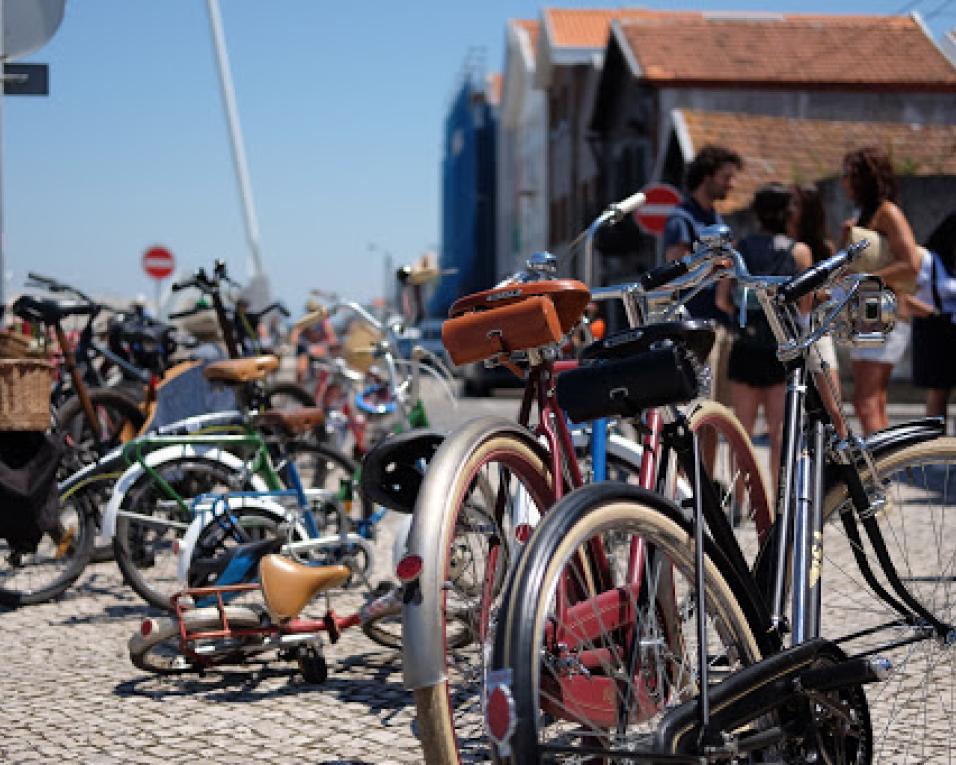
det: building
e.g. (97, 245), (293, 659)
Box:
(588, 11), (956, 272)
(430, 61), (499, 318)
(496, 19), (548, 281)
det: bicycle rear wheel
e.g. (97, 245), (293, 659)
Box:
(0, 479), (96, 607)
(128, 606), (263, 675)
(491, 482), (763, 762)
(820, 436), (956, 763)
(57, 386), (145, 450)
(404, 421), (556, 763)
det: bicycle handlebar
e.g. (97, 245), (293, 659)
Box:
(776, 239), (869, 305)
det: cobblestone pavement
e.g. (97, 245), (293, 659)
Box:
(0, 514), (423, 764)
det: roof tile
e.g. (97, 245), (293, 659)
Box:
(618, 15), (956, 87)
(677, 110), (956, 213)
(544, 7), (683, 48)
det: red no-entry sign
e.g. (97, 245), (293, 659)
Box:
(633, 184), (682, 236)
(142, 246), (175, 280)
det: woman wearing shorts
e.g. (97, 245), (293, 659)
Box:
(841, 147), (921, 435)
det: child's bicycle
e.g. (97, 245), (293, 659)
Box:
(129, 550), (471, 680)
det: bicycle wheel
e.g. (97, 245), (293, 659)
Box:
(128, 605), (263, 675)
(491, 481), (763, 762)
(280, 441), (366, 528)
(56, 386), (146, 450)
(113, 456), (258, 610)
(0, 476), (97, 606)
(819, 436), (956, 763)
(405, 421), (556, 763)
(686, 400), (773, 571)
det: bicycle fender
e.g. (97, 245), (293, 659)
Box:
(175, 495), (291, 584)
(101, 445), (269, 539)
(402, 417), (550, 691)
(863, 416), (944, 457)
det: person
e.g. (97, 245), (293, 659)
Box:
(663, 145), (743, 410)
(911, 212), (956, 425)
(840, 147), (921, 435)
(716, 183), (812, 485)
(788, 183), (844, 428)
(292, 299), (339, 384)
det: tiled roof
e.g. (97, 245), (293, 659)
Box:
(676, 109), (956, 213)
(487, 72), (503, 105)
(513, 18), (540, 55)
(616, 14), (956, 88)
(543, 7), (678, 48)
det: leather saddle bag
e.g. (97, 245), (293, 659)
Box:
(557, 344), (700, 423)
(441, 296), (563, 366)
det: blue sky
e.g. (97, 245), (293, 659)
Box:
(5, 0), (954, 313)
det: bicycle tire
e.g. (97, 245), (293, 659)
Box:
(407, 425), (556, 764)
(128, 605), (263, 675)
(113, 456), (260, 610)
(817, 435), (956, 764)
(0, 476), (97, 607)
(56, 386), (146, 450)
(687, 400), (773, 567)
(491, 482), (764, 762)
(280, 441), (366, 527)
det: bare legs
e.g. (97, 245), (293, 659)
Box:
(852, 360), (893, 435)
(731, 380), (786, 489)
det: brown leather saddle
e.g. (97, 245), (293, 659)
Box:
(203, 355), (280, 384)
(252, 407), (326, 435)
(442, 280), (590, 366)
(259, 554), (351, 622)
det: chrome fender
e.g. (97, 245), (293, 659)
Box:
(402, 417), (550, 691)
(175, 494), (296, 584)
(101, 445), (269, 539)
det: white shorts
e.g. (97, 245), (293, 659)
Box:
(807, 334), (839, 374)
(849, 320), (911, 366)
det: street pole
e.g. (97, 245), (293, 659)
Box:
(0, 0), (6, 318)
(205, 0), (264, 278)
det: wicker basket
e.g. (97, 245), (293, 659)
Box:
(0, 359), (52, 431)
(0, 329), (33, 359)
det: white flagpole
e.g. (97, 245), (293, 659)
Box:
(205, 0), (264, 277)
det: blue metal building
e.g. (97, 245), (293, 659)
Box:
(429, 70), (498, 317)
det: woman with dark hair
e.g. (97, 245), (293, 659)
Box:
(841, 146), (921, 434)
(911, 212), (956, 424)
(788, 184), (843, 424)
(717, 183), (812, 484)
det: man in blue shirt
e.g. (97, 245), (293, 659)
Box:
(662, 145), (742, 413)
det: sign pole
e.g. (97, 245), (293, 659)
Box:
(0, 0), (6, 318)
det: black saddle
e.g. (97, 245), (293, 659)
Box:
(359, 429), (445, 514)
(12, 295), (97, 326)
(581, 320), (716, 366)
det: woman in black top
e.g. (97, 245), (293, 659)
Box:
(717, 183), (812, 484)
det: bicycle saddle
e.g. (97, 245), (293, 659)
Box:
(259, 554), (352, 622)
(448, 279), (590, 334)
(11, 294), (97, 325)
(203, 355), (280, 384)
(359, 429), (445, 514)
(581, 320), (716, 366)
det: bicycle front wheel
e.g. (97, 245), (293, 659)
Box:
(820, 435), (956, 763)
(405, 421), (556, 763)
(491, 481), (763, 762)
(57, 386), (146, 450)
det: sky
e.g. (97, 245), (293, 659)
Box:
(4, 0), (954, 314)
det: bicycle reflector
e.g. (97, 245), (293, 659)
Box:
(485, 681), (516, 750)
(396, 554), (423, 583)
(140, 618), (156, 637)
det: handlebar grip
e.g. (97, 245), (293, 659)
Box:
(171, 280), (190, 292)
(777, 239), (868, 304)
(640, 260), (689, 291)
(615, 192), (646, 216)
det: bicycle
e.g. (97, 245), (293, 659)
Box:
(127, 552), (409, 681)
(488, 225), (955, 762)
(399, 196), (772, 762)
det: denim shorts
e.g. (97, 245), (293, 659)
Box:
(849, 320), (911, 366)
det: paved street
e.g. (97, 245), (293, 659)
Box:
(0, 389), (952, 763)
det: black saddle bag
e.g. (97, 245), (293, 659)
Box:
(0, 432), (65, 553)
(557, 344), (700, 424)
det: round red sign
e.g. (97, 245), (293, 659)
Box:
(633, 183), (682, 236)
(142, 246), (175, 280)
